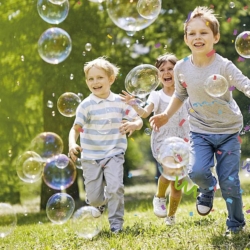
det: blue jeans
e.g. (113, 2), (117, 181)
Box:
(188, 132), (245, 229)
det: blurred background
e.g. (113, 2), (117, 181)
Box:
(0, 0), (250, 211)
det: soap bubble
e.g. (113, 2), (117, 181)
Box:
(106, 0), (157, 32)
(85, 43), (92, 51)
(137, 0), (161, 20)
(49, 0), (67, 4)
(16, 151), (44, 183)
(38, 27), (72, 64)
(37, 0), (69, 24)
(57, 92), (81, 117)
(204, 74), (228, 97)
(144, 128), (152, 135)
(96, 118), (112, 135)
(235, 31), (250, 58)
(46, 193), (75, 224)
(125, 64), (160, 99)
(229, 1), (235, 8)
(55, 154), (69, 169)
(71, 206), (104, 239)
(157, 137), (189, 181)
(43, 155), (76, 190)
(30, 132), (64, 159)
(0, 203), (17, 238)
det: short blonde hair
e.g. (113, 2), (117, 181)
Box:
(184, 6), (220, 36)
(83, 57), (120, 78)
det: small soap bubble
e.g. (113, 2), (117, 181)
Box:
(46, 193), (75, 224)
(125, 64), (160, 99)
(55, 154), (69, 169)
(47, 100), (54, 108)
(144, 128), (152, 135)
(235, 31), (250, 59)
(229, 2), (235, 8)
(85, 43), (92, 51)
(204, 74), (228, 97)
(70, 74), (74, 80)
(57, 92), (81, 117)
(49, 0), (67, 3)
(137, 0), (161, 20)
(21, 55), (25, 61)
(82, 51), (86, 56)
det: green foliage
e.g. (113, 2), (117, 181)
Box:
(1, 0), (250, 204)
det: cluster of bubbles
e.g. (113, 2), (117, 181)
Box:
(57, 92), (81, 117)
(71, 206), (103, 239)
(204, 74), (229, 98)
(125, 64), (160, 99)
(37, 0), (72, 64)
(235, 31), (250, 59)
(157, 137), (189, 181)
(0, 203), (17, 238)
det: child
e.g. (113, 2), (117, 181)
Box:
(120, 53), (189, 225)
(68, 57), (143, 233)
(149, 6), (248, 235)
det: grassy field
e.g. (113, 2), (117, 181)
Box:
(0, 172), (250, 250)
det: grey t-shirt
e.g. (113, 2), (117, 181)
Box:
(173, 53), (250, 134)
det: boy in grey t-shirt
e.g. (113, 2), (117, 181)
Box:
(150, 6), (249, 236)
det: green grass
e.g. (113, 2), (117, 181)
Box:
(1, 174), (250, 250)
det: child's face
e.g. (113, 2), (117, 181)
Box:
(184, 17), (220, 56)
(158, 61), (175, 88)
(85, 66), (115, 99)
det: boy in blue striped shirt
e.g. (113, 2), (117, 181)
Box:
(68, 57), (143, 233)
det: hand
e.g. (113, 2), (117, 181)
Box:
(68, 144), (82, 162)
(119, 90), (135, 105)
(119, 120), (137, 137)
(149, 113), (169, 132)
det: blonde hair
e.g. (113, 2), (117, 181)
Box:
(83, 56), (120, 78)
(155, 53), (178, 69)
(184, 6), (220, 36)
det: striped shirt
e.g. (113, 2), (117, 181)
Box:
(74, 92), (138, 160)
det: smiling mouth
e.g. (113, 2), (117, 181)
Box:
(164, 77), (172, 82)
(93, 86), (102, 90)
(194, 43), (205, 47)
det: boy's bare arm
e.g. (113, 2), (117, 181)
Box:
(149, 96), (183, 131)
(68, 124), (82, 161)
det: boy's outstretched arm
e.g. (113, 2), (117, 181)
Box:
(119, 116), (143, 137)
(149, 96), (183, 131)
(68, 124), (83, 161)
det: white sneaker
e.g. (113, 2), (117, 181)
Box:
(165, 215), (175, 226)
(153, 196), (167, 218)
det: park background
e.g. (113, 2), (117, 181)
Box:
(0, 0), (250, 249)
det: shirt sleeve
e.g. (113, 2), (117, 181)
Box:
(147, 91), (159, 112)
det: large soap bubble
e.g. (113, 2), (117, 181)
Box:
(0, 203), (17, 238)
(235, 31), (250, 59)
(37, 0), (69, 24)
(71, 206), (104, 239)
(106, 0), (157, 32)
(57, 92), (81, 117)
(30, 132), (64, 159)
(43, 155), (76, 190)
(137, 0), (162, 20)
(46, 193), (75, 224)
(157, 137), (189, 181)
(125, 64), (160, 99)
(16, 151), (44, 183)
(204, 74), (228, 98)
(38, 27), (72, 64)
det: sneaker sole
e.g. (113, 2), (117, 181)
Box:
(196, 204), (213, 216)
(154, 211), (168, 218)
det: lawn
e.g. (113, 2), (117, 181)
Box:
(0, 172), (250, 250)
